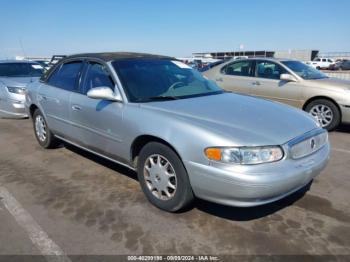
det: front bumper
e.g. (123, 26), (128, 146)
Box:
(185, 142), (330, 207)
(0, 97), (28, 118)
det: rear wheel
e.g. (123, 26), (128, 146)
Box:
(305, 99), (340, 131)
(137, 142), (194, 212)
(33, 109), (59, 148)
(316, 66), (321, 70)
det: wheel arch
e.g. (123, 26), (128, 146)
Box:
(29, 104), (39, 118)
(302, 96), (342, 120)
(29, 103), (49, 121)
(130, 135), (184, 168)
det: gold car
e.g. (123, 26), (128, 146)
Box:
(203, 58), (350, 130)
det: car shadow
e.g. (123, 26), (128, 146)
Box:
(62, 142), (311, 221)
(63, 143), (138, 182)
(193, 183), (311, 221)
(96, 100), (114, 111)
(335, 123), (350, 133)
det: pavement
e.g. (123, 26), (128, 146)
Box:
(0, 118), (349, 260)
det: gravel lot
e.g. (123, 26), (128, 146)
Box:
(0, 118), (349, 260)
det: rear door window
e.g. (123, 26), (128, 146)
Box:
(47, 61), (83, 91)
(221, 60), (254, 77)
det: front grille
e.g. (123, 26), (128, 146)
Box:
(289, 130), (328, 159)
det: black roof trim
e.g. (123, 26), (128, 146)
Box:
(64, 52), (174, 62)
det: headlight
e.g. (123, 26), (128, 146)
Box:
(205, 146), (284, 165)
(7, 86), (26, 95)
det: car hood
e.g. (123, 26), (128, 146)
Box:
(309, 77), (350, 90)
(0, 77), (40, 88)
(141, 93), (318, 146)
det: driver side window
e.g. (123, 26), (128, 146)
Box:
(82, 62), (115, 95)
(256, 61), (287, 80)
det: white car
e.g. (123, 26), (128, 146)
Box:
(306, 58), (335, 70)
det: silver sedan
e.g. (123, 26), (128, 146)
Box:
(0, 60), (43, 118)
(25, 52), (330, 212)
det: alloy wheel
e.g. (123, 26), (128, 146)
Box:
(309, 104), (333, 128)
(143, 154), (177, 201)
(35, 115), (47, 142)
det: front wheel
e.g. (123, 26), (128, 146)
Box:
(137, 142), (194, 212)
(33, 109), (59, 148)
(305, 99), (340, 131)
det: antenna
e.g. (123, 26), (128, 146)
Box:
(19, 37), (26, 59)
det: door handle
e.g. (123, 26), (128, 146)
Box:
(252, 81), (261, 86)
(215, 77), (223, 82)
(72, 105), (82, 111)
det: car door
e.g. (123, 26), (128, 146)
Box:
(215, 60), (255, 95)
(249, 60), (303, 107)
(38, 60), (84, 138)
(69, 60), (126, 161)
(322, 58), (328, 68)
(327, 59), (334, 66)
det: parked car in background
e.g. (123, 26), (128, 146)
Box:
(0, 60), (44, 118)
(232, 56), (249, 60)
(306, 57), (335, 70)
(33, 59), (50, 71)
(329, 60), (350, 71)
(25, 52), (330, 212)
(197, 60), (225, 72)
(203, 58), (350, 130)
(48, 55), (67, 67)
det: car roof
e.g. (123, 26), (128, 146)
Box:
(0, 60), (39, 64)
(64, 52), (175, 62)
(226, 57), (298, 63)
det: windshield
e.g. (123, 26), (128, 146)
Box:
(112, 59), (223, 102)
(281, 61), (328, 80)
(0, 63), (44, 77)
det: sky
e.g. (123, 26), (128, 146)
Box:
(0, 0), (349, 59)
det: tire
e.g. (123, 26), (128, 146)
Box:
(316, 66), (321, 70)
(32, 109), (59, 148)
(305, 99), (341, 131)
(137, 142), (194, 212)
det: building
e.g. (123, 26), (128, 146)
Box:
(274, 50), (319, 61)
(15, 56), (51, 62)
(192, 50), (275, 60)
(192, 49), (319, 61)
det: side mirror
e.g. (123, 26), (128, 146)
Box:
(280, 74), (297, 82)
(87, 86), (122, 102)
